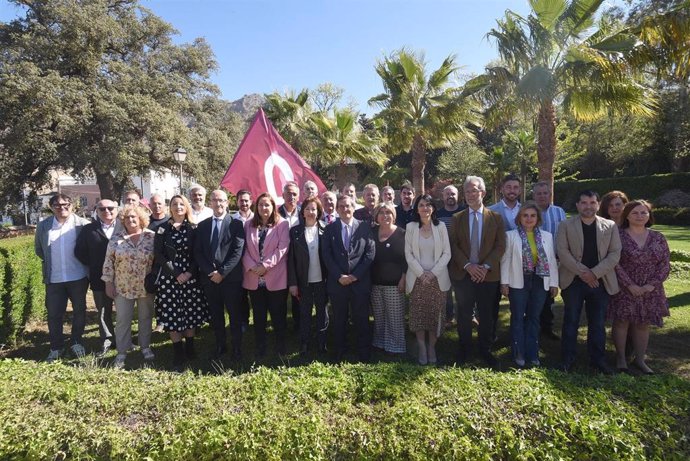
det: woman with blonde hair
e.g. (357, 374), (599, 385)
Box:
(500, 202), (558, 367)
(154, 194), (209, 372)
(371, 202), (407, 355)
(102, 204), (156, 369)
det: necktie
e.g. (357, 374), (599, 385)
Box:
(211, 218), (220, 258)
(470, 211), (480, 264)
(343, 224), (350, 249)
(326, 214), (332, 224)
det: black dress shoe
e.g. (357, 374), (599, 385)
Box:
(481, 353), (499, 368)
(591, 362), (616, 375)
(212, 345), (227, 360)
(230, 347), (242, 361)
(541, 330), (560, 341)
(299, 343), (308, 355)
(455, 350), (468, 366)
(559, 363), (573, 373)
(318, 343), (328, 354)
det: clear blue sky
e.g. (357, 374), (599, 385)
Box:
(1, 0), (624, 115)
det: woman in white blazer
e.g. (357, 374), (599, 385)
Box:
(500, 202), (559, 368)
(405, 194), (452, 365)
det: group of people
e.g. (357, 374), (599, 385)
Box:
(35, 176), (670, 374)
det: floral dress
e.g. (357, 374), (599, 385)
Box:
(608, 229), (671, 326)
(154, 220), (209, 332)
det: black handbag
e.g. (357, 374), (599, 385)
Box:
(145, 266), (162, 294)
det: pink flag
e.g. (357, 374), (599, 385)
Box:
(220, 108), (326, 206)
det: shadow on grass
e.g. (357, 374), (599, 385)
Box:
(3, 298), (689, 381)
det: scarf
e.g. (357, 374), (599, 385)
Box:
(518, 226), (550, 277)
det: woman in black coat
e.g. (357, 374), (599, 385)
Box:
(287, 196), (328, 354)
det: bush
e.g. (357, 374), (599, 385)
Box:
(553, 172), (690, 211)
(0, 236), (45, 345)
(0, 360), (688, 460)
(654, 207), (690, 226)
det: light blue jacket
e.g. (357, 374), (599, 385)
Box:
(488, 200), (520, 231)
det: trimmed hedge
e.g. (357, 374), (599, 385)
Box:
(655, 207), (690, 226)
(0, 236), (44, 346)
(554, 172), (690, 212)
(0, 360), (688, 460)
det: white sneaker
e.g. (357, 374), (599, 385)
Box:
(113, 354), (126, 369)
(71, 343), (86, 358)
(46, 349), (61, 363)
(515, 357), (526, 367)
(142, 348), (155, 361)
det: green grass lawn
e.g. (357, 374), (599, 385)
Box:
(0, 225), (688, 459)
(657, 224), (690, 252)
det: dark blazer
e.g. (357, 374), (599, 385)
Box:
(194, 214), (245, 284)
(279, 204), (303, 225)
(74, 219), (112, 291)
(154, 219), (199, 279)
(448, 207), (506, 283)
(321, 218), (375, 294)
(287, 222), (327, 291)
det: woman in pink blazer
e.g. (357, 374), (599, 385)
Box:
(242, 192), (290, 357)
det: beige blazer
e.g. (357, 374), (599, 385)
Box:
(556, 215), (621, 294)
(404, 221), (452, 293)
(500, 229), (559, 290)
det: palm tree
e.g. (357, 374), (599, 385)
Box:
(304, 108), (386, 186)
(472, 0), (658, 193)
(263, 89), (312, 153)
(369, 49), (481, 194)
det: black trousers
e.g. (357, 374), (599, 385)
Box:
(202, 280), (244, 351)
(330, 286), (371, 361)
(250, 287), (288, 353)
(454, 277), (499, 357)
(298, 281), (329, 346)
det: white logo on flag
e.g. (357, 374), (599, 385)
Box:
(264, 151), (295, 206)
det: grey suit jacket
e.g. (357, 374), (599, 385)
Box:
(35, 214), (89, 284)
(556, 215), (621, 294)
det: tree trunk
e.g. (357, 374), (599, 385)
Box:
(411, 133), (426, 195)
(536, 101), (556, 197)
(95, 171), (116, 201)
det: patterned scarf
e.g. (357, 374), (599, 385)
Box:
(518, 226), (550, 277)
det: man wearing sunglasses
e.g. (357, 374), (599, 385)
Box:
(35, 193), (90, 362)
(75, 200), (119, 357)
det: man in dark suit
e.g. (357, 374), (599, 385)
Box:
(75, 199), (119, 356)
(278, 181), (302, 331)
(322, 195), (376, 362)
(449, 176), (506, 367)
(194, 189), (245, 360)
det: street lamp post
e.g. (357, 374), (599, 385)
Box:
(172, 147), (187, 194)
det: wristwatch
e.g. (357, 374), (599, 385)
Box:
(482, 263), (491, 271)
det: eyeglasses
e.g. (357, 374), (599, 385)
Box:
(98, 206), (116, 212)
(52, 203), (71, 209)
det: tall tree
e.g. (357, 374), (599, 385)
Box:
(0, 0), (221, 200)
(472, 0), (658, 193)
(304, 108), (386, 186)
(262, 89), (312, 154)
(369, 49), (481, 194)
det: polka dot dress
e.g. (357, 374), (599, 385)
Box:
(154, 224), (209, 332)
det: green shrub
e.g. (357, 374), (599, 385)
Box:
(670, 261), (690, 280)
(671, 249), (690, 263)
(0, 235), (45, 345)
(654, 207), (690, 226)
(553, 172), (690, 211)
(0, 360), (688, 460)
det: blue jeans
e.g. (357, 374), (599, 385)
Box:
(561, 278), (610, 367)
(508, 274), (548, 363)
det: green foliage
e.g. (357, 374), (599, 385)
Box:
(654, 207), (690, 226)
(553, 172), (690, 210)
(0, 360), (688, 460)
(370, 48), (482, 193)
(0, 236), (44, 345)
(0, 0), (233, 200)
